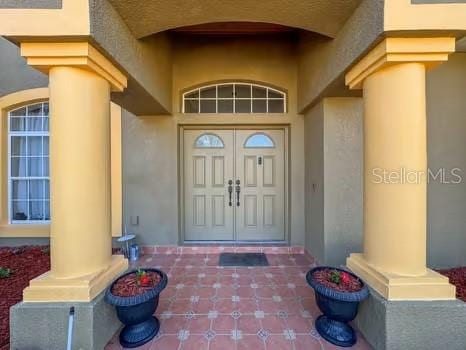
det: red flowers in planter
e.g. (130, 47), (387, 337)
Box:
(111, 268), (162, 297)
(137, 268), (151, 287)
(313, 268), (363, 293)
(340, 271), (351, 285)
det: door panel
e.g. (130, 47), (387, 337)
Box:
(235, 130), (285, 240)
(183, 128), (285, 241)
(244, 156), (258, 187)
(212, 156), (225, 187)
(184, 130), (234, 240)
(263, 156), (275, 186)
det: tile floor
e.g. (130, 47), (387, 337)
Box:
(105, 252), (372, 350)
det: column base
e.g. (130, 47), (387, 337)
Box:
(347, 253), (456, 300)
(23, 254), (128, 302)
(355, 287), (466, 350)
(11, 289), (120, 350)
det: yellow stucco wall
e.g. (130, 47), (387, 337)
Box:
(384, 0), (466, 32)
(0, 0), (89, 37)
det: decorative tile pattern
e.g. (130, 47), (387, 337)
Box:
(184, 311), (195, 319)
(283, 329), (296, 340)
(105, 250), (371, 350)
(204, 329), (216, 341)
(231, 310), (242, 319)
(231, 329), (243, 340)
(257, 328), (270, 341)
(254, 310), (265, 319)
(309, 327), (322, 339)
(208, 310), (219, 319)
(300, 310), (311, 318)
(160, 311), (172, 319)
(178, 329), (190, 341)
(277, 311), (288, 319)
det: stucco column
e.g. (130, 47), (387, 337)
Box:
(49, 66), (112, 278)
(345, 37), (456, 300)
(20, 42), (128, 302)
(363, 62), (428, 276)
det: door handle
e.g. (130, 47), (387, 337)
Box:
(235, 180), (241, 206)
(228, 180), (233, 207)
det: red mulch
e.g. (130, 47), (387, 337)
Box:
(111, 271), (161, 297)
(313, 268), (363, 292)
(0, 246), (50, 350)
(439, 267), (466, 302)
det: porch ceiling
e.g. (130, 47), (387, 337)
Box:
(107, 0), (362, 39)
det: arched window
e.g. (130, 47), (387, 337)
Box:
(8, 102), (50, 223)
(244, 133), (275, 148)
(183, 83), (286, 114)
(195, 133), (225, 148)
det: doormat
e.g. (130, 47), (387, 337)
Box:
(218, 253), (269, 267)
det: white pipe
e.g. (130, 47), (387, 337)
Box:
(66, 306), (75, 350)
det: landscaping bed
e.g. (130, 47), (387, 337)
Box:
(0, 246), (50, 350)
(439, 267), (466, 302)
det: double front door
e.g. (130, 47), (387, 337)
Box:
(184, 128), (285, 241)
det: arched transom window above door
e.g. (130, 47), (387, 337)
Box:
(183, 83), (286, 114)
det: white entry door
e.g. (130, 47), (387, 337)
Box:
(184, 129), (285, 241)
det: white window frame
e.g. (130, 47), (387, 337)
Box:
(244, 132), (276, 148)
(182, 82), (287, 114)
(8, 102), (50, 224)
(194, 133), (225, 148)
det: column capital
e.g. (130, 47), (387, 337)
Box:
(20, 42), (127, 92)
(345, 37), (455, 90)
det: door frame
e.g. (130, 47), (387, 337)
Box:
(178, 124), (290, 244)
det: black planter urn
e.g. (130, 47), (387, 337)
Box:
(105, 268), (168, 348)
(306, 267), (369, 347)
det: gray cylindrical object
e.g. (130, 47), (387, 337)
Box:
(129, 244), (139, 261)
